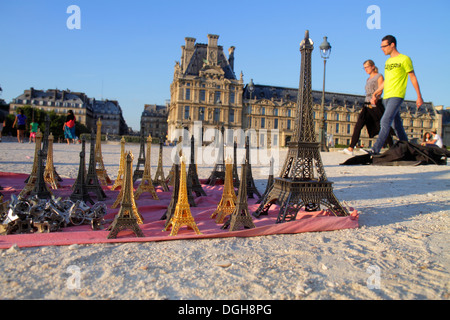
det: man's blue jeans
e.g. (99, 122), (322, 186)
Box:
(372, 97), (408, 154)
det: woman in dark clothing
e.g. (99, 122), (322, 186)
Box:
(343, 60), (394, 155)
(12, 109), (27, 143)
(63, 110), (76, 144)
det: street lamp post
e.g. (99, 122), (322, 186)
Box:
(319, 36), (331, 152)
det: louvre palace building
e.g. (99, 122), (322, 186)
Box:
(167, 34), (446, 148)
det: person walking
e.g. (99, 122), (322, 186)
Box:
(29, 118), (39, 143)
(63, 110), (76, 144)
(343, 59), (393, 155)
(367, 35), (423, 155)
(12, 109), (27, 143)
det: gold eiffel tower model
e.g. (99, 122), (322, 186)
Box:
(107, 151), (145, 239)
(111, 137), (126, 191)
(110, 153), (144, 225)
(135, 134), (159, 200)
(19, 129), (44, 198)
(153, 141), (169, 192)
(43, 133), (60, 189)
(163, 156), (201, 236)
(211, 158), (237, 224)
(222, 160), (255, 231)
(94, 118), (111, 186)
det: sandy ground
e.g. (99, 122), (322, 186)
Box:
(0, 137), (448, 300)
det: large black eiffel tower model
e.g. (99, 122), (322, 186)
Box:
(107, 152), (145, 239)
(133, 128), (146, 183)
(253, 30), (348, 223)
(222, 160), (255, 231)
(206, 126), (226, 186)
(188, 135), (206, 197)
(244, 136), (261, 199)
(85, 130), (107, 201)
(70, 138), (95, 205)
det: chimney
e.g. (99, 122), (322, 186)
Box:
(207, 34), (219, 65)
(182, 37), (196, 72)
(228, 46), (235, 71)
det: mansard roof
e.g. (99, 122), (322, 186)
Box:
(184, 43), (236, 80)
(243, 83), (435, 116)
(92, 99), (122, 115)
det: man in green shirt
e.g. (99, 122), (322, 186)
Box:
(368, 35), (423, 155)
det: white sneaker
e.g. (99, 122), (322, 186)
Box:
(343, 148), (353, 155)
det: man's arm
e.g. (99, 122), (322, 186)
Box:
(409, 71), (423, 109)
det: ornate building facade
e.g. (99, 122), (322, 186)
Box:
(140, 103), (169, 140)
(167, 34), (244, 143)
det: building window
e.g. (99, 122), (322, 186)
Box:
(185, 88), (191, 101)
(274, 118), (278, 129)
(198, 107), (205, 121)
(347, 124), (351, 134)
(184, 106), (190, 120)
(229, 109), (235, 123)
(274, 108), (278, 116)
(200, 90), (206, 102)
(335, 124), (339, 133)
(214, 108), (220, 122)
(287, 119), (291, 130)
(287, 109), (291, 117)
(336, 114), (339, 121)
(215, 91), (221, 104)
(261, 118), (265, 128)
(261, 107), (265, 115)
(230, 92), (235, 104)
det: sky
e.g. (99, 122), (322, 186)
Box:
(1, 0), (449, 131)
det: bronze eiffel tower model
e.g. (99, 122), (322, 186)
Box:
(256, 157), (274, 204)
(29, 149), (52, 200)
(107, 151), (145, 239)
(153, 141), (169, 192)
(19, 130), (44, 197)
(133, 127), (146, 183)
(86, 130), (107, 201)
(160, 162), (179, 227)
(253, 30), (348, 223)
(222, 160), (255, 231)
(232, 140), (240, 189)
(43, 133), (60, 189)
(70, 138), (95, 205)
(244, 136), (261, 199)
(94, 119), (111, 185)
(188, 135), (206, 197)
(207, 125), (226, 186)
(134, 134), (159, 200)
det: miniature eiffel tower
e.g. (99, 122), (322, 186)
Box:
(160, 162), (179, 227)
(19, 130), (43, 197)
(110, 151), (144, 223)
(70, 138), (95, 205)
(163, 157), (201, 236)
(222, 160), (255, 231)
(211, 158), (237, 224)
(133, 127), (146, 183)
(256, 157), (274, 204)
(134, 134), (159, 200)
(29, 150), (52, 200)
(244, 136), (261, 199)
(232, 140), (240, 189)
(43, 133), (60, 189)
(188, 135), (206, 197)
(166, 136), (182, 186)
(111, 136), (126, 191)
(253, 30), (348, 223)
(207, 125), (226, 186)
(86, 130), (107, 201)
(94, 118), (111, 185)
(153, 141), (169, 192)
(107, 151), (145, 239)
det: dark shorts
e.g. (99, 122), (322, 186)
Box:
(18, 124), (26, 130)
